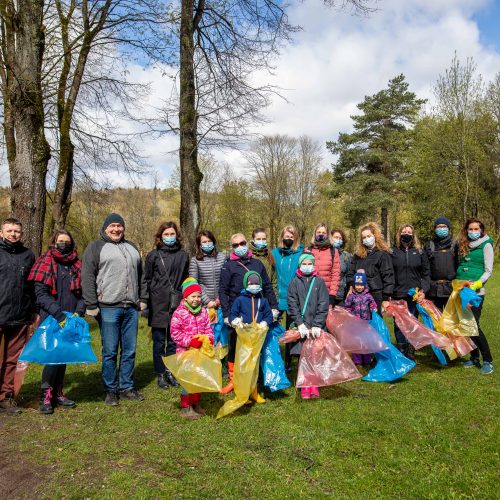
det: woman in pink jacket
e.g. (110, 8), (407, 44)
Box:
(170, 278), (214, 420)
(307, 223), (341, 306)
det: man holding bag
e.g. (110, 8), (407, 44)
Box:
(82, 214), (148, 406)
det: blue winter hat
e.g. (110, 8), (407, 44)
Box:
(354, 269), (367, 286)
(434, 216), (451, 228)
(102, 213), (125, 230)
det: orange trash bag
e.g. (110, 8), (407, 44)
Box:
(326, 307), (389, 354)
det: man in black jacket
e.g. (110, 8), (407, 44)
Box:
(0, 218), (35, 414)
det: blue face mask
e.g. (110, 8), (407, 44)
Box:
(247, 284), (262, 295)
(435, 228), (449, 238)
(253, 240), (267, 249)
(468, 231), (481, 241)
(300, 264), (314, 275)
(363, 236), (375, 248)
(201, 242), (214, 253)
(234, 245), (248, 257)
(332, 239), (343, 248)
(162, 236), (176, 246)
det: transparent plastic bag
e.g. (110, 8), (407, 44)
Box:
(260, 322), (291, 392)
(296, 331), (362, 388)
(19, 313), (97, 365)
(217, 322), (268, 419)
(13, 362), (30, 397)
(326, 306), (389, 354)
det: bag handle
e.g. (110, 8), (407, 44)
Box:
(301, 277), (316, 318)
(158, 253), (177, 294)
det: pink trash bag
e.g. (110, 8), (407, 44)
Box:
(14, 362), (29, 397)
(326, 307), (389, 354)
(385, 300), (453, 351)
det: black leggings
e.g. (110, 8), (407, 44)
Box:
(470, 299), (493, 363)
(41, 365), (66, 390)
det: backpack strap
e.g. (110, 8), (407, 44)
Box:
(301, 277), (316, 318)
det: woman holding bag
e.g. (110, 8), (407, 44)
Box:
(145, 222), (189, 389)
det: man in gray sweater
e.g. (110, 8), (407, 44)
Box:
(82, 213), (148, 406)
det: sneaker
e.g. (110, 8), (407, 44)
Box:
(480, 362), (494, 375)
(463, 358), (481, 369)
(0, 397), (22, 415)
(157, 373), (170, 389)
(39, 387), (54, 414)
(119, 389), (145, 401)
(165, 370), (180, 388)
(105, 391), (119, 406)
(54, 386), (76, 408)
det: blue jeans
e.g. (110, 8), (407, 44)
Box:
(97, 306), (138, 392)
(394, 297), (418, 345)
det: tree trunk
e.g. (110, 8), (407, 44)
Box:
(4, 1), (51, 255)
(179, 0), (203, 255)
(381, 206), (389, 240)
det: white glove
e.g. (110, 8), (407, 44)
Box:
(272, 309), (280, 321)
(231, 317), (243, 328)
(298, 323), (310, 339)
(86, 307), (100, 317)
(139, 302), (147, 311)
(258, 321), (268, 330)
(311, 327), (321, 338)
(224, 317), (230, 326)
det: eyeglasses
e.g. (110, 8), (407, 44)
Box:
(232, 241), (247, 249)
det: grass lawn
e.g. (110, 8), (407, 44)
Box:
(1, 272), (499, 499)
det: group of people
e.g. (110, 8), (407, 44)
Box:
(0, 212), (494, 417)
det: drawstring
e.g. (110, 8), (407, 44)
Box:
(251, 296), (255, 322)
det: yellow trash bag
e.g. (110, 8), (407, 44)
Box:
(216, 322), (268, 419)
(163, 335), (226, 393)
(438, 280), (479, 338)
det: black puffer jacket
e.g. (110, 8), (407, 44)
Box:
(144, 244), (189, 328)
(0, 239), (35, 325)
(347, 248), (394, 299)
(391, 245), (431, 299)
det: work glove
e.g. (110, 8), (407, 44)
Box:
(231, 317), (243, 328)
(272, 309), (280, 321)
(258, 321), (268, 330)
(298, 323), (310, 339)
(139, 302), (147, 311)
(58, 318), (67, 328)
(86, 307), (100, 317)
(224, 317), (230, 326)
(189, 337), (203, 349)
(469, 280), (483, 291)
(311, 327), (321, 338)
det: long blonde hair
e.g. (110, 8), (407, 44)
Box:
(355, 222), (391, 258)
(279, 225), (300, 250)
(395, 224), (421, 250)
(310, 222), (330, 246)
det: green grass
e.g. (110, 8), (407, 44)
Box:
(2, 271), (499, 499)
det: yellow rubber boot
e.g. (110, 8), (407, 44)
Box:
(219, 362), (234, 395)
(250, 388), (266, 404)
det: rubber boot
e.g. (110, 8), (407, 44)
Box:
(250, 388), (266, 404)
(219, 361), (234, 394)
(190, 393), (206, 416)
(310, 387), (320, 398)
(179, 394), (200, 420)
(301, 387), (311, 399)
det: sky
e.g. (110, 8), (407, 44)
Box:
(1, 0), (499, 188)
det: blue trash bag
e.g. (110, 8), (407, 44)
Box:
(260, 322), (291, 392)
(416, 304), (447, 366)
(19, 313), (97, 365)
(363, 312), (415, 383)
(212, 308), (229, 346)
(459, 286), (482, 310)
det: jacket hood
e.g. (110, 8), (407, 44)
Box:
(230, 251), (253, 261)
(0, 238), (25, 254)
(278, 244), (304, 256)
(239, 289), (264, 298)
(159, 242), (182, 253)
(248, 241), (269, 257)
(469, 233), (491, 249)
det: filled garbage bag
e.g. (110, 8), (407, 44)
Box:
(19, 313), (97, 365)
(164, 335), (225, 393)
(384, 300), (453, 351)
(326, 307), (389, 354)
(212, 308), (230, 346)
(260, 322), (291, 392)
(217, 322), (268, 419)
(295, 331), (362, 388)
(362, 313), (415, 382)
(439, 280), (479, 337)
(459, 286), (483, 310)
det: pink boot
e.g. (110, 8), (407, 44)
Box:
(310, 387), (320, 398)
(300, 387), (311, 399)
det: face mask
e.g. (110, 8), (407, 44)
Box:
(282, 238), (294, 248)
(435, 228), (449, 238)
(400, 234), (413, 246)
(234, 245), (248, 257)
(315, 234), (327, 242)
(468, 231), (481, 241)
(300, 264), (314, 275)
(162, 236), (176, 246)
(247, 284), (262, 295)
(201, 242), (214, 253)
(56, 242), (73, 254)
(332, 239), (343, 248)
(363, 236), (375, 248)
(253, 240), (267, 250)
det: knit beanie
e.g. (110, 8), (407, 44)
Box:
(434, 216), (451, 228)
(299, 253), (315, 265)
(102, 213), (125, 230)
(354, 269), (367, 286)
(182, 277), (202, 298)
(243, 271), (262, 289)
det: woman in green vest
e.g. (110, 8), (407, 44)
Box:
(456, 218), (494, 375)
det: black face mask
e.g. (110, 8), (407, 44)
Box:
(56, 242), (73, 254)
(283, 238), (294, 248)
(400, 234), (413, 246)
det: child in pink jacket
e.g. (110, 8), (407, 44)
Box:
(170, 277), (214, 420)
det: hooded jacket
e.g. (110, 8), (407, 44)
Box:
(0, 239), (35, 325)
(307, 243), (341, 296)
(229, 290), (273, 325)
(344, 288), (377, 320)
(271, 244), (304, 311)
(390, 245), (431, 299)
(188, 251), (227, 306)
(287, 270), (329, 329)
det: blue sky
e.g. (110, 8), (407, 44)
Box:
(473, 0), (500, 50)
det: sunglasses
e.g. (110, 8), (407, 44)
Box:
(232, 241), (247, 249)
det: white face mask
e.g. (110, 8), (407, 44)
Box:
(363, 236), (375, 248)
(300, 264), (314, 275)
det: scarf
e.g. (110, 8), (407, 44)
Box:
(28, 248), (81, 295)
(433, 233), (453, 250)
(184, 300), (201, 315)
(312, 239), (331, 249)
